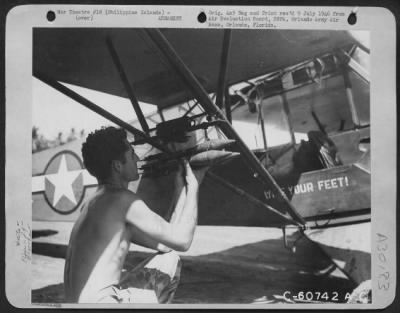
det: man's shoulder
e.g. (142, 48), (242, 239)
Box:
(110, 188), (140, 205)
(93, 189), (141, 217)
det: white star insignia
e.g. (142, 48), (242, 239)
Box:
(45, 155), (82, 207)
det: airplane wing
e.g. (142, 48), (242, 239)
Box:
(33, 28), (356, 108)
(31, 27), (372, 292)
(32, 28), (366, 228)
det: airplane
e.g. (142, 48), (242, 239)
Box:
(31, 28), (371, 300)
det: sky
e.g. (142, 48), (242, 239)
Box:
(32, 78), (156, 140)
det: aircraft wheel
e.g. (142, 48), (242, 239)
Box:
(346, 280), (371, 304)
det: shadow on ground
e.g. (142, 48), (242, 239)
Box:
(32, 231), (356, 304)
(33, 229), (59, 239)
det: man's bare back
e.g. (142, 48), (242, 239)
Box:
(64, 127), (205, 303)
(64, 187), (134, 302)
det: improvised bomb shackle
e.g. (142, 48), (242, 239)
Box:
(140, 139), (238, 176)
(144, 139), (236, 162)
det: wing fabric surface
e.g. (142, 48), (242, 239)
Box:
(33, 29), (356, 108)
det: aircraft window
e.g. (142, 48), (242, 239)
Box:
(352, 47), (369, 72)
(231, 80), (292, 149)
(348, 46), (370, 82)
(348, 70), (370, 126)
(292, 68), (310, 85)
(285, 75), (354, 137)
(260, 95), (292, 147)
(144, 102), (204, 128)
(231, 103), (262, 150)
(231, 64), (369, 152)
(347, 47), (370, 126)
(317, 55), (337, 75)
(231, 94), (293, 150)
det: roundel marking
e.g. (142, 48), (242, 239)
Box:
(43, 150), (85, 215)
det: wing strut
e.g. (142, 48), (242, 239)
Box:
(106, 36), (150, 134)
(33, 71), (168, 153)
(224, 87), (232, 123)
(215, 29), (232, 114)
(144, 29), (305, 226)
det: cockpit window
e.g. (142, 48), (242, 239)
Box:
(348, 46), (370, 81)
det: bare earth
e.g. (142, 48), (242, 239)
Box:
(32, 222), (356, 304)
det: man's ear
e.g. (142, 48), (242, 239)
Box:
(111, 159), (122, 173)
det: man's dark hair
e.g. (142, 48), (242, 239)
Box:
(81, 127), (129, 180)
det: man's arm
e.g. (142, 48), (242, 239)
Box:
(125, 161), (205, 252)
(126, 223), (171, 253)
(126, 163), (187, 252)
(166, 162), (187, 224)
(125, 195), (196, 252)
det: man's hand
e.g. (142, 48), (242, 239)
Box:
(174, 160), (186, 190)
(183, 159), (208, 190)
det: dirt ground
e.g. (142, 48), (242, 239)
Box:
(32, 222), (356, 305)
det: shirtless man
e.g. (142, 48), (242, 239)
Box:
(64, 127), (206, 303)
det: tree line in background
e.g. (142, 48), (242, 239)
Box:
(32, 126), (86, 153)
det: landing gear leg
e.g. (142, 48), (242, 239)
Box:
(346, 280), (372, 304)
(282, 226), (306, 253)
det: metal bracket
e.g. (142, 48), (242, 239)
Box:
(282, 225), (306, 253)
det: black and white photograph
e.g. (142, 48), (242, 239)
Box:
(5, 5), (397, 309)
